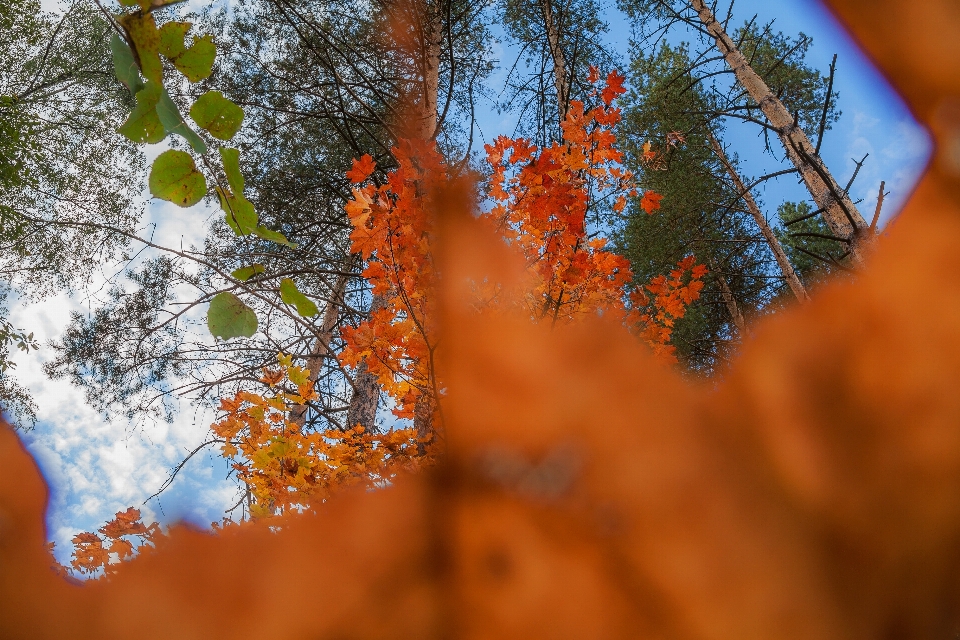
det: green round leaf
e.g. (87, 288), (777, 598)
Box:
(149, 150), (206, 207)
(173, 34), (216, 83)
(207, 292), (258, 340)
(190, 91), (244, 141)
(231, 264), (265, 282)
(279, 279), (319, 317)
(158, 22), (190, 59)
(118, 82), (165, 145)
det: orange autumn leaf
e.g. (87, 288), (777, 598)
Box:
(98, 508), (148, 539)
(639, 189), (664, 213)
(346, 154), (377, 184)
(600, 69), (626, 105)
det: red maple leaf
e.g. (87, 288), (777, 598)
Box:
(601, 70), (626, 105)
(639, 190), (664, 214)
(346, 154), (377, 184)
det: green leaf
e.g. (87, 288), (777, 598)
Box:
(219, 147), (244, 194)
(110, 34), (144, 96)
(189, 91), (244, 141)
(231, 264), (265, 281)
(156, 88), (207, 154)
(149, 150), (206, 207)
(173, 34), (216, 83)
(119, 13), (163, 84)
(254, 226), (295, 247)
(118, 82), (165, 144)
(207, 292), (258, 339)
(216, 187), (258, 235)
(157, 22), (190, 59)
(279, 279), (319, 317)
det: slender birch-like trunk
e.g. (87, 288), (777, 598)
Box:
(713, 268), (746, 334)
(689, 0), (869, 263)
(291, 271), (351, 427)
(708, 131), (810, 303)
(539, 0), (572, 120)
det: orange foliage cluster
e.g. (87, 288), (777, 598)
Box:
(50, 508), (162, 578)
(340, 140), (446, 421)
(629, 256), (708, 361)
(212, 354), (429, 518)
(342, 70), (704, 419)
(3, 1), (960, 637)
(481, 72), (637, 324)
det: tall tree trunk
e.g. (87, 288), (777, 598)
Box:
(708, 131), (810, 303)
(539, 0), (571, 120)
(689, 0), (869, 264)
(713, 267), (746, 335)
(346, 291), (389, 431)
(291, 270), (352, 428)
(347, 0), (443, 434)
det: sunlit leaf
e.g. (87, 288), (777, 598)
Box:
(149, 150), (206, 207)
(173, 34), (216, 83)
(157, 21), (190, 59)
(110, 34), (143, 96)
(190, 91), (244, 141)
(279, 279), (319, 317)
(207, 292), (258, 340)
(119, 13), (162, 84)
(232, 264), (266, 281)
(216, 187), (258, 235)
(156, 88), (207, 154)
(117, 81), (165, 144)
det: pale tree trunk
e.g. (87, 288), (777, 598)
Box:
(689, 0), (869, 264)
(291, 271), (352, 428)
(347, 0), (443, 434)
(539, 0), (572, 121)
(713, 268), (746, 335)
(345, 291), (388, 430)
(708, 131), (810, 303)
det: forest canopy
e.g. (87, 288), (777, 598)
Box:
(0, 0), (919, 574)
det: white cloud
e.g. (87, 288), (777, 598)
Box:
(7, 195), (237, 566)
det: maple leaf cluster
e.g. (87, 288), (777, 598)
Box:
(482, 89), (638, 324)
(58, 507), (162, 577)
(340, 140), (446, 423)
(341, 70), (704, 423)
(211, 353), (430, 518)
(628, 256), (709, 363)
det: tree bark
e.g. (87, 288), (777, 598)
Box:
(708, 131), (810, 303)
(713, 267), (747, 335)
(291, 270), (352, 428)
(346, 291), (389, 431)
(689, 0), (869, 264)
(539, 0), (572, 120)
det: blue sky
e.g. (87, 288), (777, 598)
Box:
(17, 0), (931, 566)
